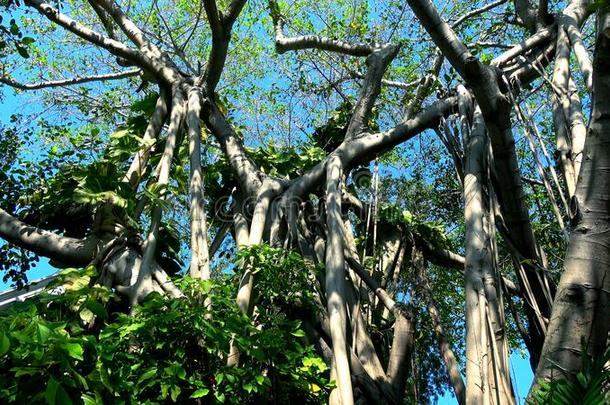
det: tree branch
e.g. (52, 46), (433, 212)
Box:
(451, 0), (509, 29)
(0, 69), (140, 91)
(345, 44), (400, 138)
(91, 0), (182, 83)
(325, 155), (354, 405)
(201, 97), (264, 197)
(199, 0), (247, 92)
(268, 0), (375, 57)
(24, 0), (141, 64)
(0, 207), (97, 266)
(187, 87), (211, 280)
(123, 87), (169, 186)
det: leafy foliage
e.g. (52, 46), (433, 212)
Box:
(0, 267), (331, 404)
(529, 343), (610, 405)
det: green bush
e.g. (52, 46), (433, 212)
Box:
(0, 265), (331, 404)
(529, 343), (610, 405)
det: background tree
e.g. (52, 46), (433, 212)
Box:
(0, 0), (608, 403)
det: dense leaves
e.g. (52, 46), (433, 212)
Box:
(0, 266), (331, 404)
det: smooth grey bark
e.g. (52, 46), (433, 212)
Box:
(403, 0), (553, 364)
(325, 156), (354, 405)
(186, 87), (211, 280)
(119, 90), (186, 305)
(227, 180), (282, 367)
(413, 247), (466, 405)
(200, 0), (246, 92)
(344, 254), (414, 404)
(123, 87), (169, 187)
(344, 45), (400, 139)
(269, 0), (375, 57)
(552, 0), (591, 199)
(202, 99), (264, 197)
(0, 69), (140, 90)
(514, 0), (538, 33)
(0, 207), (98, 266)
(462, 104), (514, 405)
(532, 11), (610, 390)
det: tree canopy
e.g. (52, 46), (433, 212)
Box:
(0, 0), (609, 403)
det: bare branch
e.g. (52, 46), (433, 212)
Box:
(123, 87), (169, 186)
(349, 71), (420, 90)
(345, 44), (400, 138)
(280, 96), (457, 203)
(0, 207), (97, 266)
(201, 0), (229, 91)
(451, 0), (509, 29)
(269, 0), (376, 57)
(24, 0), (140, 63)
(201, 97), (264, 197)
(404, 0), (473, 78)
(90, 0), (182, 82)
(88, 0), (117, 39)
(0, 69), (140, 91)
(91, 0), (149, 48)
(560, 1), (594, 93)
(491, 25), (556, 67)
(203, 0), (223, 36)
(223, 0), (248, 26)
(514, 0), (538, 34)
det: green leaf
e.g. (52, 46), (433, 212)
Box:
(84, 301), (107, 320)
(291, 329), (306, 337)
(80, 394), (97, 405)
(170, 385), (181, 402)
(190, 388), (209, 398)
(138, 367), (157, 384)
(45, 377), (71, 405)
(9, 19), (19, 35)
(46, 377), (59, 405)
(0, 332), (9, 356)
(216, 372), (224, 385)
(63, 342), (84, 360)
(15, 44), (29, 59)
(37, 323), (51, 343)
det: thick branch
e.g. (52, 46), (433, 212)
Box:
(281, 96), (456, 203)
(0, 69), (140, 90)
(122, 90), (186, 305)
(0, 208), (97, 266)
(24, 0), (141, 64)
(345, 45), (400, 139)
(91, 0), (181, 83)
(187, 87), (211, 280)
(491, 25), (556, 67)
(199, 0), (246, 91)
(325, 156), (354, 405)
(91, 0), (148, 48)
(123, 87), (169, 186)
(269, 0), (375, 57)
(201, 98), (264, 196)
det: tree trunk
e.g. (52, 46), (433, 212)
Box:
(532, 11), (610, 388)
(463, 105), (515, 405)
